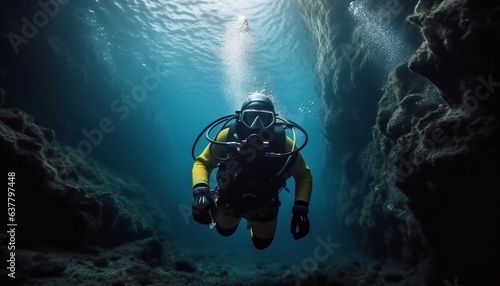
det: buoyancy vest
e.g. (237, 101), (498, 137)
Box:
(215, 123), (297, 210)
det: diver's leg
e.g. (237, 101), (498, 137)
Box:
(215, 208), (241, 236)
(250, 217), (277, 250)
(249, 200), (279, 249)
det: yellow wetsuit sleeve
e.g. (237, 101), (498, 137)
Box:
(191, 128), (229, 188)
(286, 136), (313, 204)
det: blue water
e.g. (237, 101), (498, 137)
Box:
(70, 0), (338, 260)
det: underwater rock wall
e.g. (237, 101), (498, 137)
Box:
(381, 1), (500, 284)
(0, 107), (171, 283)
(299, 0), (429, 261)
(301, 0), (499, 285)
(0, 108), (171, 248)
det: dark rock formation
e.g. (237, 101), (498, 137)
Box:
(383, 1), (500, 284)
(92, 256), (109, 268)
(0, 107), (171, 283)
(137, 237), (164, 267)
(0, 108), (169, 249)
(174, 260), (198, 273)
(408, 0), (500, 110)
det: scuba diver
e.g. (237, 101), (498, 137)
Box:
(190, 91), (313, 250)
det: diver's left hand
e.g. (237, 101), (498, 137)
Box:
(290, 201), (310, 240)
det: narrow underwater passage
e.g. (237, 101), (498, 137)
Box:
(149, 0), (339, 259)
(4, 0), (497, 285)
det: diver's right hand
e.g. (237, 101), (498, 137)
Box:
(192, 184), (212, 224)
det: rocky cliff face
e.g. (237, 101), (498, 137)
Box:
(0, 107), (172, 284)
(301, 0), (499, 284)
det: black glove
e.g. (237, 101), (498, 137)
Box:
(290, 201), (310, 240)
(192, 184), (213, 225)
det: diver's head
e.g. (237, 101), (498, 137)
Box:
(236, 92), (276, 138)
